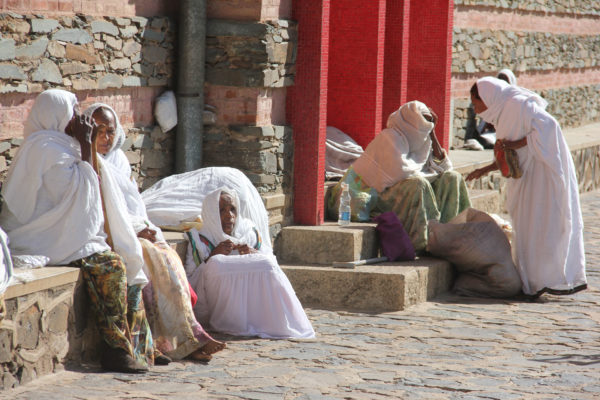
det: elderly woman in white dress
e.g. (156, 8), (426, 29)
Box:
(467, 77), (587, 297)
(185, 188), (315, 339)
(328, 100), (471, 253)
(84, 103), (225, 362)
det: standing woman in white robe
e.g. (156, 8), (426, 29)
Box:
(467, 77), (587, 297)
(185, 188), (315, 339)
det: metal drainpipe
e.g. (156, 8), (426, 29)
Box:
(175, 0), (206, 173)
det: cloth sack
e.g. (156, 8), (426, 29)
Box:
(427, 208), (522, 298)
(494, 145), (522, 179)
(372, 212), (415, 261)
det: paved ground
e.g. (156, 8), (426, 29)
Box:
(3, 190), (600, 400)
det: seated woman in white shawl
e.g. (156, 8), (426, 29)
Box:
(185, 188), (315, 339)
(0, 90), (152, 373)
(85, 103), (225, 362)
(467, 77), (587, 298)
(327, 100), (471, 253)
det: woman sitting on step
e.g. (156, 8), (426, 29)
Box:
(85, 103), (226, 362)
(327, 100), (471, 253)
(185, 187), (315, 339)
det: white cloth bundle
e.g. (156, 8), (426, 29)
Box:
(142, 167), (271, 248)
(325, 126), (364, 180)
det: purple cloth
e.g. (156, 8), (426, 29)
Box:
(373, 212), (415, 261)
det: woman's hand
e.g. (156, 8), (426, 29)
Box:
(210, 240), (235, 258)
(67, 111), (97, 163)
(137, 228), (157, 243)
(466, 162), (498, 181)
(236, 244), (257, 255)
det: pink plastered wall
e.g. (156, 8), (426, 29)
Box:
(208, 0), (290, 21)
(0, 87), (163, 141)
(1, 0), (178, 17)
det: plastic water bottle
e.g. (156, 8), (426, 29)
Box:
(338, 183), (351, 226)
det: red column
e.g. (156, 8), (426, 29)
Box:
(326, 0), (387, 149)
(406, 0), (454, 150)
(382, 0), (410, 125)
(287, 0), (330, 225)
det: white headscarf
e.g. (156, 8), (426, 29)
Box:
(352, 100), (441, 192)
(477, 77), (547, 139)
(497, 69), (517, 86)
(199, 188), (258, 248)
(23, 89), (78, 139)
(83, 103), (126, 167)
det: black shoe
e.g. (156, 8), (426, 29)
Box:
(154, 353), (172, 366)
(101, 347), (148, 373)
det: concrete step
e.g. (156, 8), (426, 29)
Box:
(468, 188), (501, 214)
(275, 222), (379, 265)
(281, 257), (453, 312)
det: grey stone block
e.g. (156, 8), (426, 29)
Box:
(0, 64), (26, 80)
(91, 20), (119, 36)
(15, 37), (48, 59)
(109, 57), (131, 70)
(131, 16), (148, 27)
(207, 20), (267, 38)
(142, 45), (168, 64)
(59, 61), (90, 76)
(142, 28), (165, 43)
(122, 39), (141, 57)
(32, 60), (62, 84)
(52, 29), (92, 44)
(120, 25), (138, 39)
(123, 76), (144, 87)
(98, 73), (123, 89)
(31, 19), (59, 34)
(0, 39), (16, 61)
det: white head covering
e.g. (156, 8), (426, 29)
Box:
(352, 100), (439, 192)
(23, 89), (78, 139)
(497, 69), (517, 86)
(477, 77), (547, 134)
(199, 187), (258, 248)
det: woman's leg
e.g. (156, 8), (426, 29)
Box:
(377, 176), (440, 253)
(126, 284), (155, 367)
(431, 170), (472, 223)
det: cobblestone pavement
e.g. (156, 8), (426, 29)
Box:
(3, 190), (600, 400)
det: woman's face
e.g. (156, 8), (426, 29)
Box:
(92, 108), (117, 155)
(470, 93), (488, 115)
(219, 193), (237, 235)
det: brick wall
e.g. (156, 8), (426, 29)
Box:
(452, 1), (600, 147)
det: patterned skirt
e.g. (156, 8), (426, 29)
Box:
(70, 250), (154, 367)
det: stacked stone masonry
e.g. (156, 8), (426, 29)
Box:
(0, 12), (174, 93)
(455, 0), (600, 15)
(203, 19), (297, 230)
(451, 1), (600, 148)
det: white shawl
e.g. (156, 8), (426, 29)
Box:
(476, 77), (586, 294)
(497, 69), (517, 86)
(352, 100), (452, 192)
(1, 91), (147, 286)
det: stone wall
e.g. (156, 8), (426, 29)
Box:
(0, 11), (178, 188)
(203, 19), (297, 229)
(0, 282), (75, 389)
(451, 1), (600, 148)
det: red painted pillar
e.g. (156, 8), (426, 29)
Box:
(287, 0), (330, 225)
(382, 0), (410, 126)
(326, 0), (387, 149)
(406, 0), (454, 150)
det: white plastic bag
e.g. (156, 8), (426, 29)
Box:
(427, 208), (522, 298)
(154, 90), (178, 132)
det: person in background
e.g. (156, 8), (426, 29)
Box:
(467, 77), (587, 298)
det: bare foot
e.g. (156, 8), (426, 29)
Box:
(188, 350), (212, 362)
(200, 338), (226, 355)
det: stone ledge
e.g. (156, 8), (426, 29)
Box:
(281, 257), (454, 312)
(5, 267), (80, 300)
